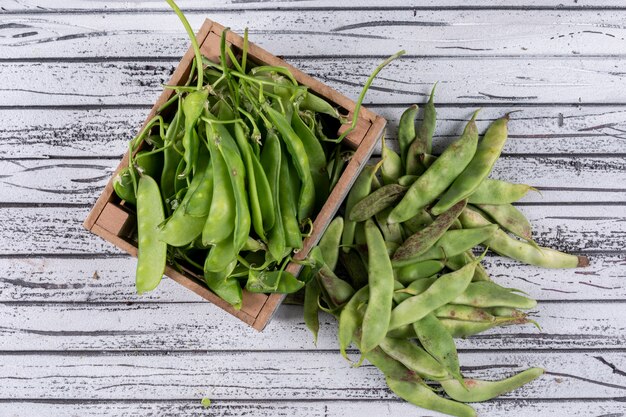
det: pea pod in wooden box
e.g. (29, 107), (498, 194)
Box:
(83, 19), (387, 330)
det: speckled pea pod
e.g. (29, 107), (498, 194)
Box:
(381, 136), (402, 185)
(135, 175), (167, 294)
(459, 205), (588, 268)
(386, 377), (476, 417)
(440, 316), (530, 338)
(468, 178), (536, 205)
(339, 250), (369, 290)
(402, 209), (433, 235)
(310, 247), (355, 307)
(393, 275), (438, 304)
(434, 304), (497, 322)
(405, 137), (427, 176)
(394, 260), (445, 285)
(388, 260), (477, 331)
(446, 251), (491, 282)
(338, 285), (369, 360)
(360, 219), (395, 354)
(375, 207), (404, 245)
(319, 217), (344, 271)
(452, 281), (537, 309)
(440, 368), (544, 403)
(379, 337), (448, 381)
(349, 184), (407, 222)
(392, 199), (467, 266)
(342, 163), (380, 253)
(398, 104), (418, 164)
(389, 112), (479, 224)
(432, 114), (509, 215)
(417, 83), (437, 155)
(476, 203), (533, 241)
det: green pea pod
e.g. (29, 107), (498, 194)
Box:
(440, 316), (529, 338)
(292, 110), (329, 212)
(476, 203), (532, 241)
(205, 234), (238, 272)
(379, 337), (448, 381)
(440, 368), (544, 403)
(389, 111), (479, 224)
(401, 209), (433, 234)
(338, 286), (369, 360)
(204, 258), (241, 309)
(264, 105), (316, 222)
(432, 114), (510, 215)
(413, 313), (464, 385)
(360, 219), (395, 354)
(339, 250), (369, 290)
(303, 276), (321, 344)
(468, 178), (536, 205)
(459, 206), (588, 268)
(375, 207), (404, 246)
(417, 83), (437, 155)
(161, 106), (186, 203)
(405, 138), (427, 176)
(397, 174), (417, 187)
(318, 217), (344, 271)
(310, 247), (355, 306)
(184, 159), (214, 217)
(434, 304), (497, 322)
(242, 236), (266, 252)
(261, 131), (287, 262)
(135, 150), (163, 180)
(388, 260), (478, 331)
(181, 123), (200, 178)
(386, 377), (476, 417)
(342, 163), (380, 253)
(113, 167), (137, 205)
(251, 153), (275, 234)
(279, 143), (303, 250)
(452, 281), (537, 309)
(381, 136), (402, 185)
(135, 175), (167, 294)
(246, 270), (305, 294)
(300, 91), (339, 119)
(394, 260), (445, 285)
(392, 199), (467, 265)
(398, 104), (418, 165)
(349, 184), (407, 222)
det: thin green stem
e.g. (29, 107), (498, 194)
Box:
(165, 0), (203, 89)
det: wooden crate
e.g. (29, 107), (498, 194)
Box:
(83, 19), (386, 331)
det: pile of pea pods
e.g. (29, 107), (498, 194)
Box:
(113, 0), (405, 310)
(302, 86), (588, 417)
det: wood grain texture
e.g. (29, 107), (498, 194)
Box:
(0, 301), (623, 351)
(3, 10), (626, 59)
(4, 57), (626, 106)
(1, 253), (623, 302)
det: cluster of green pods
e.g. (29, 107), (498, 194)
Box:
(303, 85), (588, 417)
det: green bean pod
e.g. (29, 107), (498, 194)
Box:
(338, 286), (369, 360)
(394, 260), (445, 285)
(476, 203), (532, 241)
(161, 105), (185, 203)
(339, 250), (369, 290)
(261, 131), (287, 261)
(401, 209), (433, 235)
(310, 247), (355, 307)
(180, 90), (208, 177)
(318, 217), (344, 271)
(468, 178), (536, 205)
(440, 316), (529, 338)
(375, 207), (404, 245)
(300, 91), (339, 119)
(386, 377), (476, 417)
(434, 304), (497, 322)
(398, 104), (418, 164)
(417, 83), (437, 155)
(452, 281), (537, 309)
(379, 337), (448, 380)
(342, 163), (379, 252)
(381, 136), (402, 185)
(279, 144), (303, 250)
(303, 277), (321, 344)
(349, 184), (407, 222)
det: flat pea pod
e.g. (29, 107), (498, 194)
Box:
(397, 174), (417, 187)
(394, 260), (445, 285)
(310, 247), (355, 306)
(401, 225), (497, 263)
(381, 136), (402, 185)
(386, 377), (476, 417)
(393, 275), (438, 304)
(388, 260), (477, 331)
(360, 219), (395, 354)
(204, 259), (241, 309)
(292, 110), (329, 212)
(300, 91), (339, 119)
(279, 143), (303, 250)
(417, 83), (437, 155)
(349, 184), (407, 222)
(342, 163), (379, 253)
(413, 313), (464, 384)
(405, 138), (427, 176)
(202, 121), (236, 245)
(180, 90), (208, 177)
(469, 178), (535, 205)
(161, 106), (185, 202)
(318, 217), (344, 271)
(184, 159), (214, 217)
(379, 337), (448, 381)
(434, 304), (497, 322)
(432, 114), (509, 215)
(264, 105), (316, 222)
(476, 203), (532, 241)
(135, 150), (163, 180)
(402, 209), (433, 235)
(389, 112), (479, 224)
(392, 199), (467, 265)
(338, 285), (369, 360)
(246, 270), (305, 294)
(452, 281), (537, 309)
(398, 104), (418, 165)
(339, 250), (369, 290)
(375, 207), (403, 245)
(204, 234), (237, 272)
(445, 251), (492, 282)
(261, 131), (287, 261)
(357, 339), (420, 383)
(113, 167), (137, 205)
(303, 277), (322, 344)
(459, 206), (588, 268)
(441, 368), (544, 403)
(135, 175), (167, 294)
(440, 316), (528, 338)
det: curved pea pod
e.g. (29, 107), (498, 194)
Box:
(184, 160), (214, 217)
(394, 260), (445, 285)
(379, 337), (448, 381)
(397, 174), (417, 187)
(357, 340), (420, 383)
(452, 281), (537, 309)
(113, 167), (137, 205)
(459, 206), (588, 268)
(388, 260), (478, 331)
(300, 91), (339, 119)
(261, 131), (287, 261)
(402, 209), (433, 235)
(304, 276), (322, 344)
(445, 251), (491, 282)
(405, 138), (427, 176)
(440, 316), (531, 338)
(279, 144), (303, 250)
(432, 114), (509, 215)
(349, 184), (407, 222)
(338, 286), (369, 360)
(180, 90), (208, 177)
(242, 237), (266, 252)
(476, 203), (532, 241)
(264, 105), (315, 222)
(161, 109), (186, 202)
(398, 104), (419, 164)
(375, 207), (403, 245)
(393, 275), (438, 304)
(360, 219), (395, 354)
(339, 250), (369, 290)
(202, 122), (236, 246)
(413, 313), (464, 384)
(246, 270), (305, 294)
(392, 199), (467, 266)
(310, 247), (355, 306)
(440, 368), (544, 403)
(204, 236), (238, 273)
(434, 304), (497, 322)
(135, 175), (167, 294)
(381, 136), (402, 185)
(389, 111), (479, 224)
(204, 258), (241, 309)
(402, 225), (498, 264)
(292, 110), (329, 212)
(417, 83), (437, 155)
(342, 163), (380, 253)
(468, 178), (536, 205)
(318, 217), (344, 271)
(386, 377), (476, 417)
